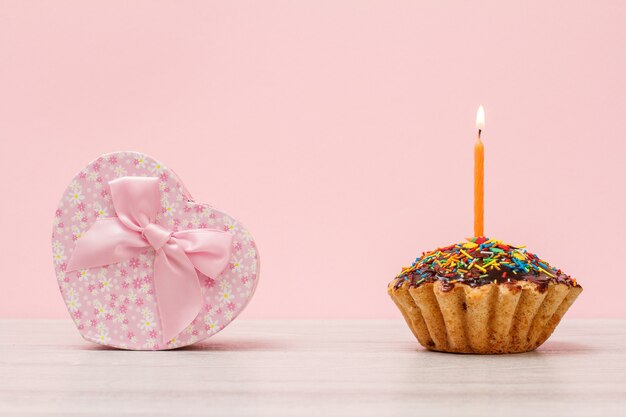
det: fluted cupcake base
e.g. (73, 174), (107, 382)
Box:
(388, 280), (582, 354)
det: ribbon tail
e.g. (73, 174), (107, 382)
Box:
(66, 218), (148, 271)
(154, 243), (203, 343)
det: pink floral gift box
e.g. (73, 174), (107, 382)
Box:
(51, 151), (260, 350)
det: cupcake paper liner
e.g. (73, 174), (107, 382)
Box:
(388, 280), (582, 354)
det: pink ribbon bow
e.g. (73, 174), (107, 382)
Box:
(67, 176), (233, 342)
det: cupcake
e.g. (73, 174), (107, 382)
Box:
(388, 237), (582, 354)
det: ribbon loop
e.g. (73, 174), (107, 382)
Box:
(66, 176), (233, 343)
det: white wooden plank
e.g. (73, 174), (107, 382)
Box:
(0, 319), (624, 416)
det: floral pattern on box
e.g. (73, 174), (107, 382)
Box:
(52, 151), (259, 350)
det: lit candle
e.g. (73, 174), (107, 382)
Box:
(474, 105), (485, 237)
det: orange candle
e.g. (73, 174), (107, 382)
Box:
(474, 105), (485, 237)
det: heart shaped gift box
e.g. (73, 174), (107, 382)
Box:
(51, 151), (259, 350)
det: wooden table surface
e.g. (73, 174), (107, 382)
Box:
(1, 319), (625, 416)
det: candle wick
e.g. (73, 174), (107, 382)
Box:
(478, 129), (482, 139)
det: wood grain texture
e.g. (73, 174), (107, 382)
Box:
(1, 319), (625, 416)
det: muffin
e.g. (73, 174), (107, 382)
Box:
(388, 237), (582, 354)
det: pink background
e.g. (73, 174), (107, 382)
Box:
(1, 1), (625, 319)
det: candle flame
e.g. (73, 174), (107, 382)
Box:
(476, 105), (485, 132)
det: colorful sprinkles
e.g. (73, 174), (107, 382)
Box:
(395, 237), (578, 291)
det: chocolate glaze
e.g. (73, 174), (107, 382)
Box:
(393, 237), (578, 292)
(394, 266), (576, 291)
